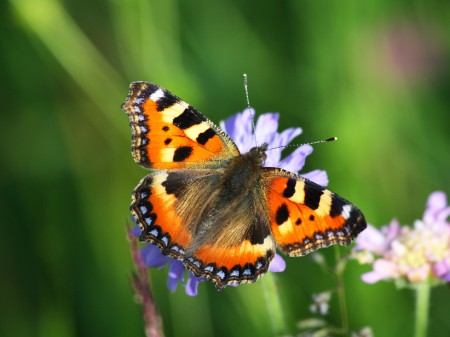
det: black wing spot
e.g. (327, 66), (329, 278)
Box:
(164, 138), (172, 145)
(295, 218), (302, 225)
(309, 214), (315, 222)
(173, 106), (206, 129)
(283, 178), (296, 198)
(162, 172), (188, 198)
(275, 204), (289, 225)
(330, 194), (345, 217)
(196, 128), (216, 145)
(173, 146), (193, 162)
(162, 126), (169, 131)
(304, 184), (324, 210)
(155, 92), (178, 111)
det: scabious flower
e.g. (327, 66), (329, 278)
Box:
(136, 108), (328, 295)
(353, 191), (450, 285)
(220, 108), (329, 186)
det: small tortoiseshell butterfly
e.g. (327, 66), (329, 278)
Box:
(122, 82), (367, 289)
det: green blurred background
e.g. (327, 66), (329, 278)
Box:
(1, 0), (449, 336)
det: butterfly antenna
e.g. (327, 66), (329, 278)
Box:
(243, 74), (258, 147)
(267, 137), (338, 151)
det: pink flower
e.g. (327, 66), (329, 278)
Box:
(354, 219), (400, 256)
(354, 191), (450, 285)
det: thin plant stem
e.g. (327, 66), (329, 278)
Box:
(128, 226), (165, 337)
(262, 272), (287, 335)
(333, 246), (349, 335)
(414, 282), (430, 337)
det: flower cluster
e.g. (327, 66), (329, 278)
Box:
(353, 191), (450, 285)
(294, 290), (373, 337)
(135, 108), (328, 295)
(309, 291), (332, 315)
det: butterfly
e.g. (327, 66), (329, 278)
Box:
(122, 81), (367, 290)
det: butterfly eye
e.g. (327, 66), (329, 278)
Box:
(248, 145), (267, 165)
(259, 143), (268, 163)
(260, 151), (267, 164)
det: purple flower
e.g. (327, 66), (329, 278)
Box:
(353, 219), (400, 263)
(220, 109), (329, 186)
(269, 252), (287, 272)
(136, 108), (329, 294)
(130, 226), (205, 296)
(354, 191), (450, 285)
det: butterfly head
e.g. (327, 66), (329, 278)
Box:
(248, 142), (268, 166)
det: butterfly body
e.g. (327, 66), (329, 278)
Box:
(122, 81), (366, 289)
(219, 143), (266, 198)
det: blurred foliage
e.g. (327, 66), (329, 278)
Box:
(1, 0), (449, 336)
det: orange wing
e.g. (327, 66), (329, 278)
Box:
(132, 168), (276, 289)
(131, 171), (194, 259)
(262, 168), (366, 256)
(183, 194), (276, 289)
(121, 82), (239, 169)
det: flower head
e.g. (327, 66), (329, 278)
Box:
(354, 191), (450, 285)
(220, 108), (329, 186)
(134, 108), (329, 294)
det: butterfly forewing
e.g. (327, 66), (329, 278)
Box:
(262, 168), (366, 256)
(131, 171), (194, 259)
(122, 82), (239, 169)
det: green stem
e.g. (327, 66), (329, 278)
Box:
(262, 272), (286, 335)
(414, 282), (430, 337)
(334, 247), (349, 335)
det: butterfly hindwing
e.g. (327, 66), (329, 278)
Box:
(132, 166), (276, 289)
(131, 170), (195, 259)
(184, 189), (276, 289)
(263, 168), (366, 256)
(121, 82), (239, 169)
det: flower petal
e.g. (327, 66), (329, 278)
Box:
(442, 272), (450, 282)
(264, 148), (282, 167)
(361, 259), (399, 284)
(278, 145), (312, 173)
(132, 225), (141, 236)
(140, 244), (172, 268)
(382, 219), (401, 244)
(264, 126), (302, 167)
(300, 170), (329, 186)
(374, 259), (400, 276)
(424, 191), (450, 224)
(354, 224), (389, 255)
(254, 113), (279, 144)
(427, 191), (447, 212)
(276, 127), (302, 148)
(220, 108), (255, 152)
(185, 272), (204, 296)
(361, 271), (387, 284)
(269, 253), (286, 272)
(406, 265), (430, 283)
(433, 259), (450, 280)
(167, 261), (186, 292)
